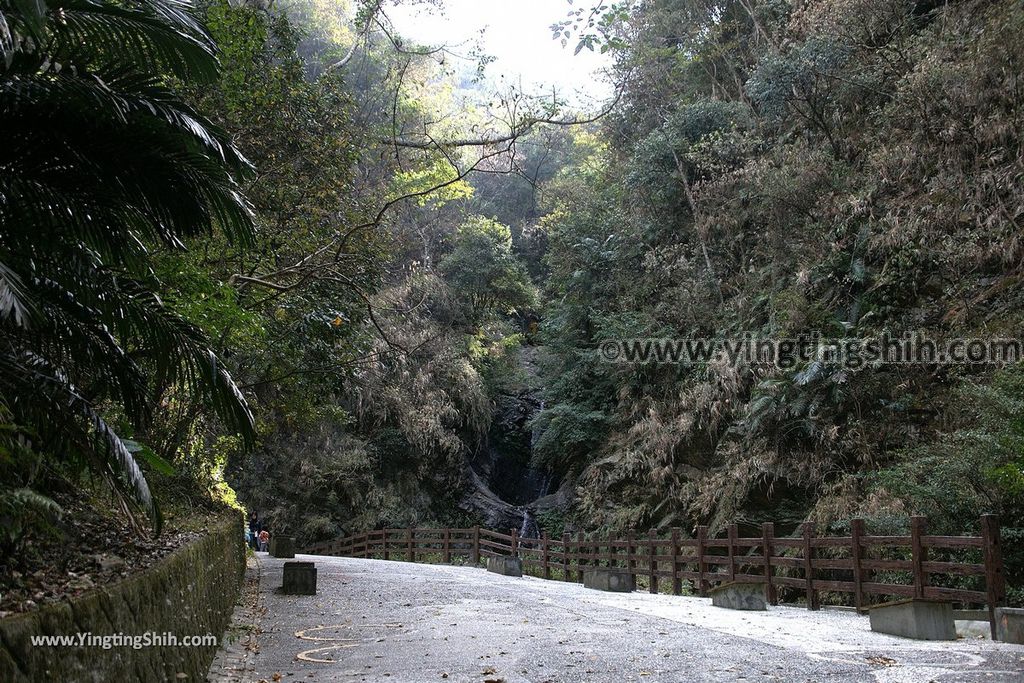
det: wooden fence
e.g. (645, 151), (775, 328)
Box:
(303, 514), (1007, 639)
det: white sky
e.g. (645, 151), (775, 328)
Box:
(386, 0), (615, 104)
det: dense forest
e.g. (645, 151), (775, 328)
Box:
(2, 0), (1022, 612)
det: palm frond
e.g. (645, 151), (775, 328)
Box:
(0, 0), (255, 533)
(0, 261), (35, 328)
(55, 2), (218, 82)
(0, 348), (161, 531)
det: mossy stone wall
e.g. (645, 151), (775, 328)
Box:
(0, 513), (244, 682)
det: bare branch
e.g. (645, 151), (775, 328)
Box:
(383, 88), (622, 149)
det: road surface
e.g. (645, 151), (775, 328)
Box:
(209, 554), (1024, 682)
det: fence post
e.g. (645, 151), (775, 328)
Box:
(576, 532), (585, 582)
(406, 527), (414, 562)
(605, 533), (614, 569)
(627, 531), (636, 577)
(383, 530), (390, 561)
(697, 525), (709, 596)
(671, 527), (682, 595)
(472, 526), (480, 565)
(981, 514), (1007, 640)
(542, 531), (551, 579)
(850, 518), (867, 612)
(762, 522), (777, 606)
(562, 532), (571, 580)
(648, 528), (658, 594)
(910, 516), (927, 599)
(727, 523), (738, 583)
(443, 528), (452, 564)
(511, 528), (518, 558)
(802, 522), (819, 610)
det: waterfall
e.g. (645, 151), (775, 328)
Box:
(530, 399), (545, 449)
(518, 507), (540, 539)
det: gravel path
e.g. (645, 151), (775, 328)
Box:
(230, 554), (1023, 682)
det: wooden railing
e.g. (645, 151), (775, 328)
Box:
(303, 514), (1007, 639)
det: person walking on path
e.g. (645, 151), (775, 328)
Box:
(258, 528), (269, 552)
(248, 511), (260, 551)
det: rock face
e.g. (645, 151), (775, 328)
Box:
(868, 599), (956, 640)
(461, 466), (573, 534)
(710, 582), (767, 611)
(460, 346), (568, 536)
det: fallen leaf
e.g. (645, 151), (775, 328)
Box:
(866, 656), (898, 667)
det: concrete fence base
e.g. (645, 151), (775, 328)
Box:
(583, 569), (635, 593)
(281, 561), (317, 595)
(868, 599), (956, 640)
(710, 582), (767, 611)
(269, 536), (295, 559)
(995, 607), (1024, 644)
(486, 556), (523, 577)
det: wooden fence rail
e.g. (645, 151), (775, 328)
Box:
(302, 514), (1007, 639)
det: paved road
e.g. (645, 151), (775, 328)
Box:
(220, 554), (1023, 682)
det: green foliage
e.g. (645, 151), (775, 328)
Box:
(870, 365), (1024, 600)
(440, 216), (537, 321)
(536, 0), (1024, 543)
(392, 160), (474, 207)
(8, 0), (1022, 578)
(1, 0), (256, 531)
(530, 402), (610, 473)
(0, 487), (62, 560)
(874, 367), (1024, 525)
(747, 39), (853, 123)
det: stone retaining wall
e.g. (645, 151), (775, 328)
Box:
(0, 512), (244, 682)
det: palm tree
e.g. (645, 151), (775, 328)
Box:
(0, 0), (256, 531)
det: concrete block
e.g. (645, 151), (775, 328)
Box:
(954, 609), (989, 621)
(995, 607), (1024, 644)
(868, 599), (955, 640)
(582, 569), (635, 593)
(269, 536), (295, 558)
(486, 556), (523, 577)
(281, 561), (317, 595)
(955, 619), (991, 640)
(709, 582), (766, 611)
